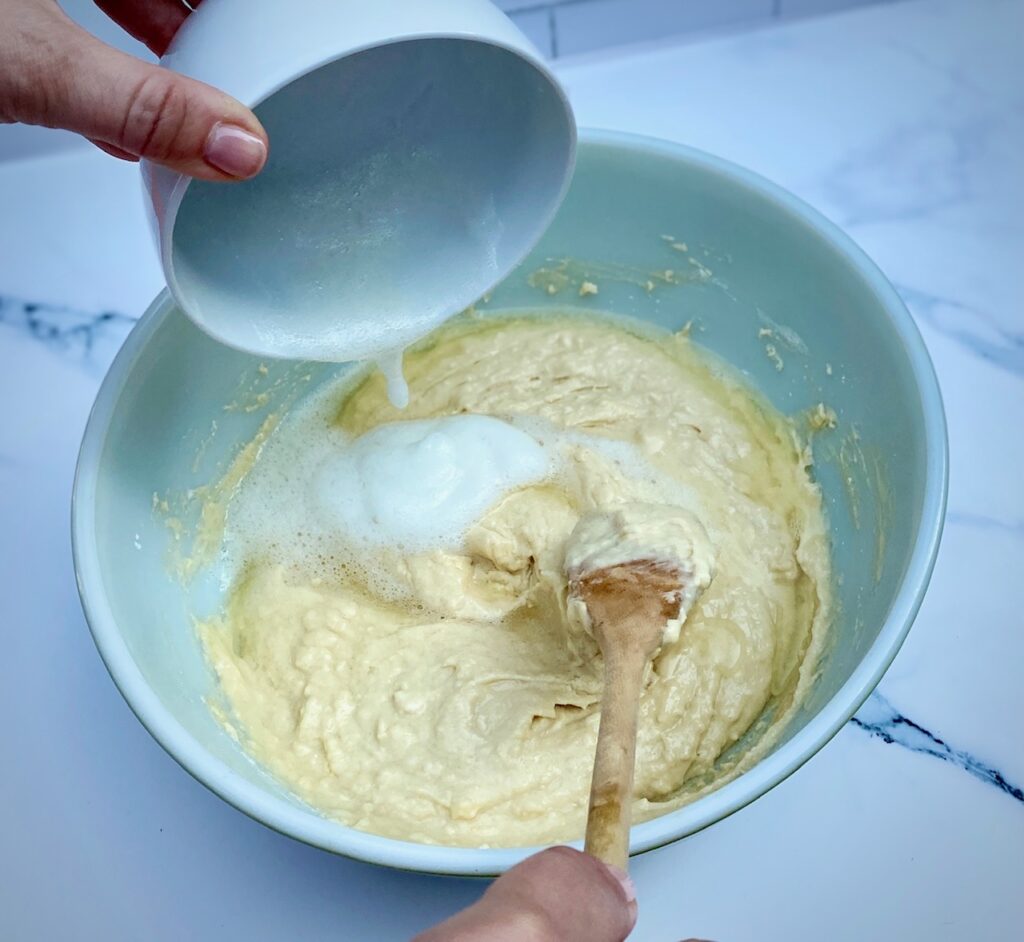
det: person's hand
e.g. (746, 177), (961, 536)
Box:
(413, 846), (638, 942)
(0, 0), (267, 180)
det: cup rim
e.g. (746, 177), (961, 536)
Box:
(75, 128), (948, 876)
(150, 32), (577, 361)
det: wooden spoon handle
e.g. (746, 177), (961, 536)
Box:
(584, 642), (648, 871)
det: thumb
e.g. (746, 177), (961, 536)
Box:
(8, 4), (267, 181)
(414, 847), (638, 942)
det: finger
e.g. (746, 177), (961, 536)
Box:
(89, 138), (139, 161)
(93, 0), (195, 56)
(414, 847), (637, 942)
(11, 7), (266, 181)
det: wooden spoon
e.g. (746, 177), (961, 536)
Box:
(570, 558), (696, 870)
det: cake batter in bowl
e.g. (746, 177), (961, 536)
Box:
(72, 131), (947, 874)
(199, 314), (831, 847)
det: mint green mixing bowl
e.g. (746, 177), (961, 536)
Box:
(72, 131), (947, 875)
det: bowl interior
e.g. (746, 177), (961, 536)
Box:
(77, 133), (942, 874)
(169, 37), (574, 361)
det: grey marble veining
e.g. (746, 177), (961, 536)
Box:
(0, 293), (136, 367)
(821, 118), (987, 229)
(945, 509), (1024, 538)
(895, 284), (1024, 378)
(852, 692), (1024, 804)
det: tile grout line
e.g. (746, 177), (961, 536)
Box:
(507, 0), (631, 16)
(508, 0), (904, 21)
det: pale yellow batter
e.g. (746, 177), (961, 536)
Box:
(201, 314), (830, 847)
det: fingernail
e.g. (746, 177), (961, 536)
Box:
(204, 123), (266, 178)
(602, 863), (637, 904)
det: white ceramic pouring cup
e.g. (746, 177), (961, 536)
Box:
(142, 0), (576, 361)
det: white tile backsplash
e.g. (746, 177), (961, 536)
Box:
(509, 8), (555, 58)
(779, 0), (888, 15)
(495, 0), (551, 10)
(553, 0), (774, 57)
(494, 0), (905, 58)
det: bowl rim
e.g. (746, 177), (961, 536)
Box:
(72, 128), (948, 876)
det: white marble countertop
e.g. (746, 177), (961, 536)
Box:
(1, 0), (1021, 938)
